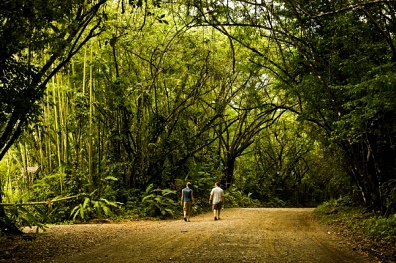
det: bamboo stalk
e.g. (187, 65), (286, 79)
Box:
(83, 46), (87, 94)
(45, 89), (52, 173)
(65, 66), (70, 165)
(80, 46), (87, 182)
(37, 126), (44, 174)
(89, 43), (93, 191)
(58, 73), (64, 163)
(52, 74), (62, 193)
(6, 153), (13, 202)
(52, 76), (61, 168)
(71, 60), (78, 176)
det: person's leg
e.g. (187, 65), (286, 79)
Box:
(213, 203), (219, 220)
(183, 203), (188, 221)
(216, 208), (220, 219)
(217, 202), (223, 219)
(186, 202), (192, 221)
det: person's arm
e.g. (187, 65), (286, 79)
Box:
(181, 191), (184, 206)
(209, 193), (213, 204)
(191, 191), (194, 203)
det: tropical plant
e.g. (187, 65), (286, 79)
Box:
(224, 186), (260, 208)
(70, 191), (120, 221)
(140, 184), (178, 218)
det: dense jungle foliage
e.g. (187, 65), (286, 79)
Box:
(1, 0), (396, 234)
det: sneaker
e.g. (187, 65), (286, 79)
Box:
(184, 217), (187, 222)
(214, 217), (217, 221)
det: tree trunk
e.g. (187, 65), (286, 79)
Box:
(344, 140), (383, 213)
(222, 154), (236, 190)
(0, 184), (22, 235)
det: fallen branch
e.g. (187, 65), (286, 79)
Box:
(0, 195), (80, 207)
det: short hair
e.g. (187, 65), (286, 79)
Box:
(186, 182), (192, 187)
(215, 182), (220, 186)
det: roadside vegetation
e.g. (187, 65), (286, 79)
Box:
(315, 197), (396, 261)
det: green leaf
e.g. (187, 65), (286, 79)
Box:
(83, 197), (90, 208)
(71, 205), (80, 219)
(99, 202), (111, 216)
(100, 198), (118, 207)
(33, 205), (49, 221)
(103, 176), (118, 181)
(142, 194), (156, 202)
(80, 204), (85, 219)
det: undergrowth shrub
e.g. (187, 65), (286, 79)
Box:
(70, 190), (121, 222)
(1, 204), (48, 235)
(315, 197), (396, 244)
(139, 184), (178, 218)
(381, 179), (396, 216)
(361, 215), (396, 243)
(225, 186), (260, 208)
(262, 197), (287, 208)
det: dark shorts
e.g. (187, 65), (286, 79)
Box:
(212, 202), (223, 210)
(183, 202), (193, 214)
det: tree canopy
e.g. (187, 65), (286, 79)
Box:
(1, 0), (396, 233)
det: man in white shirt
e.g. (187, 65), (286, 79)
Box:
(209, 182), (225, 220)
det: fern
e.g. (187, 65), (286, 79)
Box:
(140, 184), (177, 218)
(70, 192), (121, 221)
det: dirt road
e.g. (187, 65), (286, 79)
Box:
(1, 208), (373, 262)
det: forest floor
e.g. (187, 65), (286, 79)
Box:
(0, 208), (394, 263)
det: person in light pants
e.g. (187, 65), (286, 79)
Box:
(209, 182), (224, 220)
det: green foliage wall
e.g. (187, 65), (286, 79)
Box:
(188, 0), (396, 214)
(2, 0), (395, 228)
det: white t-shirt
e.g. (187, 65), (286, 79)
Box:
(210, 187), (224, 204)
